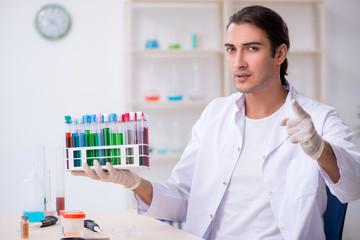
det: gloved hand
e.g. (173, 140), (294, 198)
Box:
(71, 160), (141, 190)
(280, 99), (325, 160)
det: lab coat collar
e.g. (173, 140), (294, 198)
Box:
(231, 80), (298, 158)
(232, 80), (293, 113)
(264, 82), (298, 158)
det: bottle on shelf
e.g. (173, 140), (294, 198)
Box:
(189, 63), (204, 100)
(145, 24), (159, 49)
(192, 32), (202, 49)
(156, 120), (168, 154)
(168, 65), (183, 101)
(170, 120), (184, 153)
(144, 63), (160, 102)
(169, 30), (181, 50)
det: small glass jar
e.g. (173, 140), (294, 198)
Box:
(61, 210), (85, 238)
(20, 215), (30, 239)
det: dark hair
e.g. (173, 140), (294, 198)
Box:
(227, 5), (290, 85)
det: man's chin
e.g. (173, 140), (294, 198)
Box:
(234, 85), (249, 94)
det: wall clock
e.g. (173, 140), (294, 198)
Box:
(35, 4), (71, 40)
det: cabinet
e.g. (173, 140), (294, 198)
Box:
(124, 0), (227, 174)
(124, 0), (326, 175)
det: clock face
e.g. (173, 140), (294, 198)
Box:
(35, 4), (71, 40)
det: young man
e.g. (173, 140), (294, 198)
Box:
(72, 5), (360, 239)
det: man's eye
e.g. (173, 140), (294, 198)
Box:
(226, 47), (234, 53)
(248, 46), (258, 51)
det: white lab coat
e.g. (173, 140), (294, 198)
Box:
(136, 84), (360, 240)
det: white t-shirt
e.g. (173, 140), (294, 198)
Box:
(210, 106), (285, 240)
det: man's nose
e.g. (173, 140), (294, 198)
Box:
(234, 52), (247, 69)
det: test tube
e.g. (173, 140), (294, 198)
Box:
(143, 113), (149, 146)
(64, 116), (72, 167)
(117, 114), (124, 146)
(122, 113), (132, 164)
(109, 113), (120, 165)
(136, 112), (143, 145)
(129, 112), (138, 164)
(143, 113), (149, 166)
(129, 112), (137, 145)
(71, 119), (81, 167)
(84, 115), (93, 166)
(102, 114), (111, 163)
(80, 116), (86, 148)
(90, 114), (98, 163)
(96, 114), (105, 165)
(122, 113), (129, 145)
(136, 112), (144, 166)
(121, 113), (128, 162)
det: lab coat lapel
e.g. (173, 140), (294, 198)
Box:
(219, 95), (245, 181)
(230, 97), (245, 167)
(263, 93), (295, 158)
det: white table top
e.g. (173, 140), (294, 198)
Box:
(0, 209), (203, 240)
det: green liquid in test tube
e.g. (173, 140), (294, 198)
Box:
(96, 114), (105, 165)
(91, 115), (98, 162)
(109, 113), (119, 165)
(84, 115), (94, 166)
(103, 114), (111, 163)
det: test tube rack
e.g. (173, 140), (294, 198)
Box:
(66, 144), (149, 171)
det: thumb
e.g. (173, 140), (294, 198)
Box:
(291, 99), (307, 118)
(280, 117), (289, 126)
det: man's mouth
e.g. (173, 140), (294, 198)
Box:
(234, 72), (251, 82)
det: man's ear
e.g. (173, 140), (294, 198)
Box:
(276, 43), (287, 65)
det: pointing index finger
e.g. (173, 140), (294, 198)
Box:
(291, 99), (306, 118)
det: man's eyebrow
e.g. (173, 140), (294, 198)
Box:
(243, 41), (262, 46)
(224, 42), (262, 47)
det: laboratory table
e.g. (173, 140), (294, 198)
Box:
(0, 209), (203, 240)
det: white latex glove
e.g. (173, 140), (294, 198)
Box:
(71, 160), (141, 190)
(280, 99), (325, 160)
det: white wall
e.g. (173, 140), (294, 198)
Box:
(0, 0), (128, 212)
(326, 1), (360, 239)
(0, 0), (359, 238)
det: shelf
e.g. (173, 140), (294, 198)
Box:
(133, 100), (210, 110)
(232, 0), (323, 4)
(131, 48), (323, 57)
(131, 49), (224, 58)
(131, 0), (223, 4)
(125, 0), (328, 179)
(150, 152), (182, 162)
(288, 49), (322, 55)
